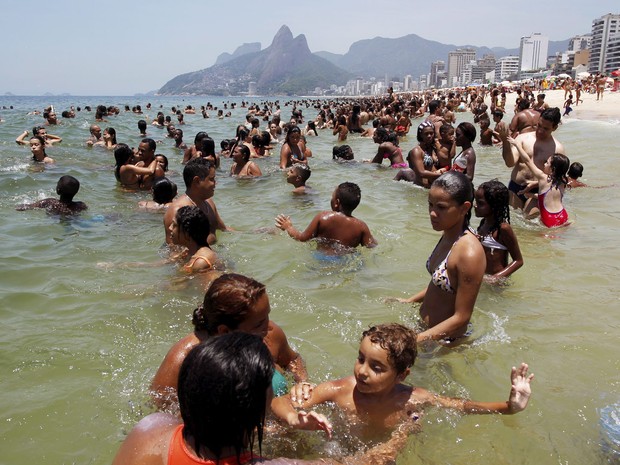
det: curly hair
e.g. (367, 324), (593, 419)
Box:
(362, 323), (418, 374)
(478, 180), (510, 233)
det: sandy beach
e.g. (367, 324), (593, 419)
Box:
(514, 87), (620, 122)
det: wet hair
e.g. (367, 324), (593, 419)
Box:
(540, 107), (561, 127)
(237, 128), (250, 142)
(492, 109), (504, 119)
(113, 144), (134, 181)
(235, 144), (251, 162)
(549, 154), (570, 188)
(200, 137), (216, 158)
(362, 324), (417, 374)
(374, 127), (389, 143)
(285, 126), (301, 145)
(194, 131), (208, 146)
(518, 99), (530, 110)
(478, 180), (510, 233)
(137, 120), (147, 133)
(152, 177), (177, 204)
(439, 123), (454, 137)
(178, 332), (272, 462)
(335, 182), (361, 213)
(141, 138), (156, 152)
(332, 145), (354, 161)
(457, 122), (476, 142)
(431, 171), (475, 229)
(32, 125), (45, 135)
(291, 163), (311, 182)
(568, 162), (583, 179)
(176, 205), (210, 248)
(220, 139), (230, 150)
(29, 135), (47, 160)
(192, 273), (267, 335)
(183, 157), (214, 189)
(416, 121), (434, 142)
(104, 127), (117, 144)
(56, 175), (80, 199)
(428, 99), (441, 114)
(155, 154), (169, 172)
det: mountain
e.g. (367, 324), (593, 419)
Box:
(316, 35), (570, 78)
(215, 42), (261, 66)
(158, 26), (352, 96)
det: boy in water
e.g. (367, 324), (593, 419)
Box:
(16, 175), (87, 215)
(286, 163), (312, 194)
(275, 182), (377, 253)
(272, 323), (533, 438)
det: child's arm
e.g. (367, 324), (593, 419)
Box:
(420, 363), (533, 414)
(508, 137), (546, 181)
(488, 224), (524, 281)
(497, 124), (519, 167)
(268, 322), (308, 382)
(275, 213), (321, 242)
(361, 222), (378, 248)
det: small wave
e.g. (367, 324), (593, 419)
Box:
(0, 163), (29, 172)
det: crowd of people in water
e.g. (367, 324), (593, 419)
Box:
(7, 81), (601, 463)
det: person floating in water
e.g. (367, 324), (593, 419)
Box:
(275, 182), (377, 254)
(16, 175), (87, 215)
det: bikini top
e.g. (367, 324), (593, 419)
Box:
(426, 233), (466, 294)
(452, 150), (467, 173)
(469, 226), (507, 252)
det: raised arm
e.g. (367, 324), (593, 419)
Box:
(508, 137), (546, 181)
(275, 212), (321, 242)
(15, 130), (29, 145)
(422, 363), (533, 414)
(497, 124), (519, 167)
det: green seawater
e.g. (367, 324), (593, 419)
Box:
(0, 96), (619, 464)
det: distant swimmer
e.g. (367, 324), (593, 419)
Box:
(16, 175), (87, 215)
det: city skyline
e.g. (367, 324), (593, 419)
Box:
(1, 1), (618, 95)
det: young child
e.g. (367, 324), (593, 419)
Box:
(16, 175), (87, 215)
(169, 205), (219, 273)
(332, 145), (355, 162)
(567, 162), (586, 188)
(275, 182), (377, 253)
(563, 94), (574, 117)
(435, 123), (455, 169)
(138, 177), (177, 211)
(478, 118), (494, 146)
(286, 163), (312, 194)
(509, 137), (570, 227)
(272, 323), (533, 437)
(473, 180), (524, 284)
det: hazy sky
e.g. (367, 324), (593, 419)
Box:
(1, 0), (617, 95)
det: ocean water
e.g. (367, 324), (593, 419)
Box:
(0, 96), (619, 465)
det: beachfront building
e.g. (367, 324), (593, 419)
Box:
(588, 13), (620, 74)
(495, 56), (519, 81)
(519, 33), (549, 74)
(429, 61), (445, 88)
(447, 48), (476, 86)
(569, 34), (592, 52)
(470, 54), (496, 83)
(404, 75), (413, 91)
(605, 35), (620, 72)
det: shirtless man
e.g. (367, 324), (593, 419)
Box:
(532, 94), (549, 113)
(86, 125), (102, 146)
(136, 138), (164, 189)
(163, 157), (229, 246)
(182, 131), (208, 164)
(16, 126), (62, 147)
(508, 99), (540, 138)
(498, 107), (565, 216)
(16, 175), (87, 215)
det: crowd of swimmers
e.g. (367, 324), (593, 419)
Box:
(7, 82), (601, 463)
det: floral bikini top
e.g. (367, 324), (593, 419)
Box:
(426, 232), (467, 294)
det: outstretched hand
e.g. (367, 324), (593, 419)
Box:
(508, 363), (534, 413)
(294, 410), (332, 438)
(275, 214), (292, 231)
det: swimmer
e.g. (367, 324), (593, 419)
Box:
(473, 180), (524, 284)
(388, 172), (485, 344)
(137, 119), (147, 136)
(169, 206), (219, 274)
(173, 128), (188, 150)
(333, 115), (349, 141)
(567, 162), (586, 188)
(230, 145), (262, 177)
(138, 177), (177, 211)
(509, 138), (570, 228)
(86, 124), (102, 146)
(275, 182), (377, 254)
(274, 324), (533, 438)
(286, 163), (311, 194)
(435, 124), (455, 169)
(93, 127), (117, 150)
(16, 126), (62, 147)
(395, 122), (443, 186)
(150, 274), (308, 411)
(332, 145), (354, 162)
(16, 175), (87, 215)
(28, 135), (55, 163)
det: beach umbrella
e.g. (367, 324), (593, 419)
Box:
(577, 71), (590, 78)
(558, 73), (571, 79)
(611, 69), (620, 77)
(501, 80), (511, 86)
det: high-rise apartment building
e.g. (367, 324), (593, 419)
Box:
(588, 13), (620, 73)
(495, 56), (519, 81)
(447, 48), (475, 86)
(519, 33), (549, 72)
(429, 61), (445, 88)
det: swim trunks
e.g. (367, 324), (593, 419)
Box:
(508, 180), (528, 204)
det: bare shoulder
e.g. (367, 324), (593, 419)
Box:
(111, 413), (179, 465)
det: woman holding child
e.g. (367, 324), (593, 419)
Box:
(391, 171), (485, 344)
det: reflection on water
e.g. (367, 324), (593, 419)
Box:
(1, 96), (620, 464)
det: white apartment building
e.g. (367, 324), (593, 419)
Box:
(588, 13), (620, 73)
(519, 33), (549, 71)
(495, 56), (520, 81)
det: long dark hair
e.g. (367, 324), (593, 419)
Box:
(178, 333), (273, 462)
(432, 171), (474, 229)
(478, 180), (510, 234)
(549, 154), (570, 188)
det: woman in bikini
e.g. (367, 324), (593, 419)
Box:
(366, 127), (406, 168)
(113, 143), (157, 190)
(279, 125), (306, 169)
(394, 122), (445, 186)
(389, 171), (485, 344)
(230, 145), (262, 178)
(169, 205), (219, 273)
(451, 122), (477, 182)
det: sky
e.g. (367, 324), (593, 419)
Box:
(1, 0), (618, 95)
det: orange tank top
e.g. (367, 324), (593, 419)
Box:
(168, 425), (256, 465)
